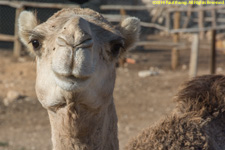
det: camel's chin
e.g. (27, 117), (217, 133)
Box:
(53, 74), (89, 91)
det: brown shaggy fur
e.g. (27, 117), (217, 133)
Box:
(127, 75), (225, 150)
(175, 75), (225, 117)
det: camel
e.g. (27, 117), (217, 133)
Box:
(126, 75), (225, 150)
(18, 7), (225, 150)
(18, 8), (140, 150)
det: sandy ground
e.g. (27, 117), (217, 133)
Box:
(0, 41), (225, 150)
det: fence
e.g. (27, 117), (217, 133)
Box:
(1, 1), (225, 75)
(0, 1), (80, 56)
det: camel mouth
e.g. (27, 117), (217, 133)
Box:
(61, 74), (89, 81)
(53, 73), (90, 91)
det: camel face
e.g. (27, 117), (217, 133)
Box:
(52, 17), (94, 91)
(19, 8), (140, 110)
(18, 9), (140, 149)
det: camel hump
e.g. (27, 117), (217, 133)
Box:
(175, 75), (225, 117)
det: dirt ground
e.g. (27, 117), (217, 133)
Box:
(0, 38), (225, 150)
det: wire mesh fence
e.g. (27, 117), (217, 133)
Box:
(0, 0), (76, 49)
(0, 0), (146, 49)
(0, 5), (16, 49)
(1, 0), (225, 51)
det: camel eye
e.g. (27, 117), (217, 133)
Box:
(111, 43), (122, 57)
(31, 39), (40, 49)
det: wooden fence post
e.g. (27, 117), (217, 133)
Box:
(171, 11), (180, 70)
(211, 5), (216, 28)
(13, 6), (24, 58)
(120, 8), (126, 19)
(189, 34), (199, 78)
(210, 30), (216, 74)
(198, 5), (205, 39)
(182, 4), (193, 29)
(118, 8), (127, 67)
(166, 10), (170, 30)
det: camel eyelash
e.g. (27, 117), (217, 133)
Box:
(28, 31), (45, 41)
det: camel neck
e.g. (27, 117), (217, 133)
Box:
(48, 100), (119, 150)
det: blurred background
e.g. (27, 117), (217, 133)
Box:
(0, 0), (225, 149)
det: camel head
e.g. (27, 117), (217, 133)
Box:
(18, 8), (140, 111)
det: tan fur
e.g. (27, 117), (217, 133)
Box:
(127, 75), (225, 150)
(118, 17), (140, 50)
(18, 8), (140, 150)
(18, 11), (38, 53)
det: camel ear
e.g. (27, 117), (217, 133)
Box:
(18, 11), (38, 51)
(118, 17), (140, 51)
